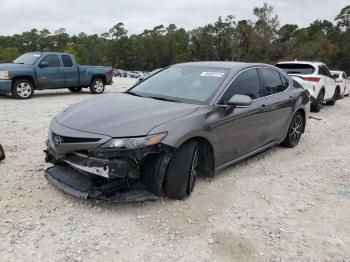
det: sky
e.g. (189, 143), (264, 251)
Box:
(0, 0), (348, 36)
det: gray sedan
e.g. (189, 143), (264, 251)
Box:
(45, 62), (310, 202)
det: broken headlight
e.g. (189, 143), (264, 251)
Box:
(103, 133), (167, 150)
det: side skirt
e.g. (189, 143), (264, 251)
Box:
(215, 141), (280, 172)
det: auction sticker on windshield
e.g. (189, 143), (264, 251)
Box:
(200, 72), (225, 78)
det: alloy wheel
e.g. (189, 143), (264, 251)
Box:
(16, 82), (32, 98)
(188, 147), (199, 193)
(290, 114), (303, 146)
(93, 81), (104, 93)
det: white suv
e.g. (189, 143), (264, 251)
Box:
(276, 61), (340, 112)
(330, 70), (350, 98)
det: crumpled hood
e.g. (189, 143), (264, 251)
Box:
(56, 93), (199, 137)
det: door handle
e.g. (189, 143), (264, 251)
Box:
(289, 96), (297, 102)
(259, 104), (273, 112)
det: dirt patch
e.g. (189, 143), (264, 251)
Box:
(1, 78), (350, 261)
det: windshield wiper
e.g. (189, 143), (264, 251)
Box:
(127, 91), (146, 98)
(148, 96), (179, 103)
(12, 62), (25, 64)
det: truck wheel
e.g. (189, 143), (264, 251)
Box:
(163, 141), (200, 200)
(69, 87), (82, 93)
(11, 79), (34, 99)
(89, 78), (105, 94)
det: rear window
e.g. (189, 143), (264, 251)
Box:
(276, 63), (315, 75)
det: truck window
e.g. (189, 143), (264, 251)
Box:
(42, 55), (61, 67)
(62, 55), (73, 67)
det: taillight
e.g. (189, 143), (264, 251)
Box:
(109, 70), (114, 76)
(336, 80), (343, 84)
(302, 77), (321, 82)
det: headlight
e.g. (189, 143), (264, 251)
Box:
(104, 133), (167, 149)
(0, 71), (9, 80)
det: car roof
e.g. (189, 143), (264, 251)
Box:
(276, 61), (325, 66)
(174, 61), (275, 70)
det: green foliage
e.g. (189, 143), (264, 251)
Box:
(0, 4), (349, 73)
(0, 47), (20, 63)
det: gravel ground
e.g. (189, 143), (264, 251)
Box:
(0, 77), (350, 262)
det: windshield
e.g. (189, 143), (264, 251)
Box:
(13, 53), (42, 65)
(129, 66), (229, 104)
(276, 63), (315, 75)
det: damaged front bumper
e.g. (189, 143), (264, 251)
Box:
(45, 165), (159, 203)
(44, 141), (174, 203)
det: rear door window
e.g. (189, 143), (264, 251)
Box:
(260, 68), (287, 96)
(275, 64), (315, 75)
(220, 68), (261, 104)
(61, 55), (73, 67)
(41, 55), (61, 67)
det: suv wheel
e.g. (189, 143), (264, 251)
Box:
(11, 79), (34, 99)
(89, 78), (105, 94)
(327, 87), (340, 106)
(311, 91), (324, 112)
(281, 111), (305, 148)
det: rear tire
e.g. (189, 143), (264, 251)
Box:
(281, 111), (305, 148)
(163, 141), (200, 200)
(68, 87), (82, 93)
(89, 78), (105, 94)
(11, 79), (34, 99)
(327, 87), (340, 106)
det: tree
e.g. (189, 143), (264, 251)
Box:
(335, 5), (350, 29)
(253, 3), (280, 61)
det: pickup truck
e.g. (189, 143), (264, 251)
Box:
(0, 52), (113, 99)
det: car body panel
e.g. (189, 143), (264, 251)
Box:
(55, 93), (200, 138)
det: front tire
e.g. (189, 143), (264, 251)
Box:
(163, 141), (200, 200)
(11, 79), (34, 99)
(281, 111), (305, 148)
(89, 78), (105, 94)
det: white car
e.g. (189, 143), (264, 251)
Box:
(276, 61), (340, 112)
(330, 70), (350, 97)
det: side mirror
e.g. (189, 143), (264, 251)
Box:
(39, 61), (49, 68)
(227, 94), (253, 107)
